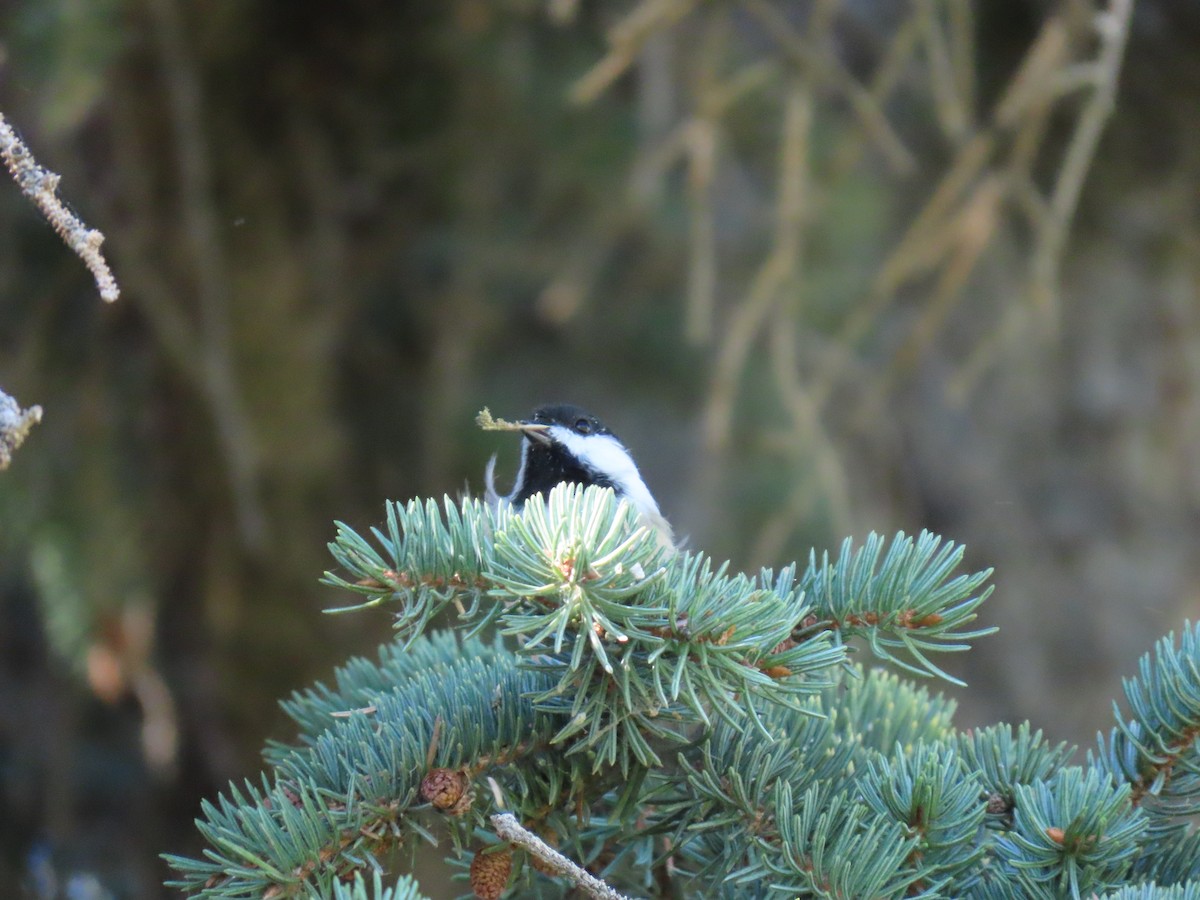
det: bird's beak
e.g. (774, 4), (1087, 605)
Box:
(519, 421), (552, 445)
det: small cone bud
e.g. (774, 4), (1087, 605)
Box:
(470, 848), (513, 900)
(420, 768), (469, 812)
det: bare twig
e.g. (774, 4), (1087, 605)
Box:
(993, 16), (1071, 128)
(750, 319), (852, 564)
(547, 0), (581, 26)
(0, 387), (42, 471)
(144, 0), (267, 550)
(490, 813), (633, 900)
(827, 9), (923, 181)
(947, 0), (976, 126)
(1029, 0), (1134, 321)
(630, 59), (779, 197)
(811, 0), (1123, 412)
(683, 12), (724, 344)
(0, 112), (120, 302)
(741, 0), (917, 175)
(703, 79), (813, 451)
(570, 0), (699, 105)
(559, 0), (1134, 520)
(896, 176), (1003, 372)
(685, 116), (718, 343)
(918, 0), (969, 142)
(131, 664), (180, 776)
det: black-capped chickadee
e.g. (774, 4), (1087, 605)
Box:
(485, 403), (674, 548)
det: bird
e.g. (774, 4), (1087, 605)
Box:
(484, 403), (674, 548)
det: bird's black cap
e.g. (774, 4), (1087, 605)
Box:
(523, 403), (616, 441)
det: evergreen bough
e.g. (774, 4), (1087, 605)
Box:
(165, 484), (1200, 898)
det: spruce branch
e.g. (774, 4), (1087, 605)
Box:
(788, 530), (996, 684)
(860, 741), (988, 892)
(1129, 825), (1200, 889)
(1093, 623), (1200, 820)
(323, 489), (999, 751)
(324, 485), (848, 773)
(770, 783), (917, 898)
(832, 664), (959, 757)
(331, 872), (429, 900)
(647, 665), (969, 896)
(168, 476), (1200, 897)
(267, 632), (511, 763)
(1129, 824), (1200, 889)
(658, 693), (853, 885)
(169, 479), (1200, 896)
(957, 722), (1075, 826)
(165, 648), (561, 897)
(1100, 887), (1200, 900)
(0, 111), (119, 302)
(993, 767), (1147, 899)
(322, 495), (498, 632)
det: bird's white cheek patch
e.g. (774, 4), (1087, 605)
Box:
(548, 428), (663, 519)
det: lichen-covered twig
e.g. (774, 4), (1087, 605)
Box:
(0, 112), (119, 302)
(489, 813), (633, 900)
(0, 387), (42, 471)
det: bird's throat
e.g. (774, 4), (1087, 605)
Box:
(510, 443), (615, 508)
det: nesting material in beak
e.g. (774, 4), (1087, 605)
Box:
(518, 422), (551, 445)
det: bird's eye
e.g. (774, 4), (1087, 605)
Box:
(574, 418), (592, 434)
